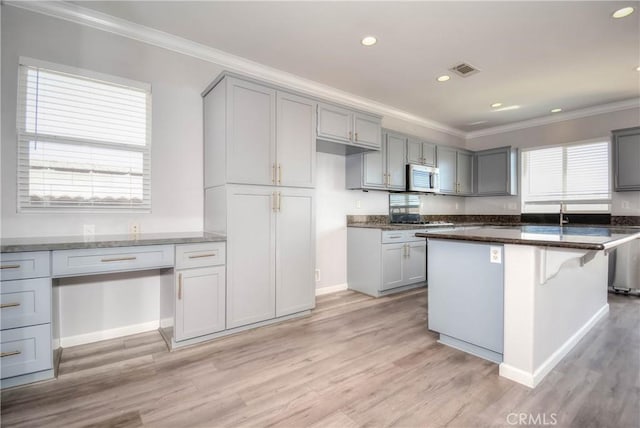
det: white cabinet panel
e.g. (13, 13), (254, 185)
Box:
(437, 146), (457, 194)
(226, 78), (276, 185)
(275, 190), (315, 317)
(0, 324), (52, 379)
(362, 149), (385, 188)
(175, 242), (225, 270)
(613, 127), (640, 191)
(175, 266), (226, 342)
(386, 133), (407, 190)
(227, 188), (276, 328)
(276, 92), (316, 188)
(405, 241), (427, 284)
(457, 151), (474, 195)
(0, 252), (50, 281)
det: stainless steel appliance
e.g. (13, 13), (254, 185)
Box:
(389, 194), (453, 226)
(406, 164), (439, 193)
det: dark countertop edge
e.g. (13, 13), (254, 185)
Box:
(414, 233), (607, 251)
(0, 233), (226, 253)
(348, 222), (640, 230)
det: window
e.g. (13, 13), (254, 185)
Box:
(521, 140), (611, 213)
(16, 57), (151, 212)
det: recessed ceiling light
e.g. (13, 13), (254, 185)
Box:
(490, 102), (503, 108)
(361, 36), (377, 46)
(551, 108), (562, 113)
(491, 105), (520, 112)
(437, 75), (451, 82)
(612, 6), (634, 18)
(636, 66), (640, 71)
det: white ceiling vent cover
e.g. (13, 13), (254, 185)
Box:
(450, 63), (480, 77)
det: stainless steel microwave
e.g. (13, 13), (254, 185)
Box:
(406, 164), (439, 193)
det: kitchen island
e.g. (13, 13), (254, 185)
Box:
(416, 225), (640, 388)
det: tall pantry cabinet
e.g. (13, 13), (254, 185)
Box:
(203, 73), (316, 330)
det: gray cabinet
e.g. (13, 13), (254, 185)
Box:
(407, 138), (436, 166)
(346, 130), (406, 191)
(348, 228), (426, 297)
(613, 127), (640, 191)
(204, 75), (316, 188)
(437, 146), (474, 195)
(1, 252), (53, 388)
(224, 185), (315, 329)
(317, 103), (382, 150)
(474, 147), (518, 196)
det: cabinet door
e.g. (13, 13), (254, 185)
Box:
(226, 78), (276, 185)
(275, 190), (315, 317)
(175, 266), (226, 342)
(353, 113), (382, 149)
(317, 103), (352, 143)
(404, 241), (426, 284)
(457, 151), (474, 195)
(407, 138), (423, 164)
(475, 149), (509, 195)
(386, 132), (407, 190)
(276, 92), (316, 188)
(227, 188), (276, 328)
(422, 143), (437, 167)
(436, 146), (457, 194)
(614, 129), (640, 191)
(362, 146), (386, 189)
(381, 243), (405, 291)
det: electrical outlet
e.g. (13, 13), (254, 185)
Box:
(315, 269), (321, 282)
(356, 200), (361, 209)
(622, 200), (630, 209)
(129, 223), (140, 235)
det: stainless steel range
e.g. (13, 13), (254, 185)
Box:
(389, 194), (452, 226)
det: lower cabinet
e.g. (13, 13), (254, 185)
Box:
(348, 228), (427, 297)
(160, 242), (227, 347)
(218, 185), (315, 330)
(174, 266), (226, 342)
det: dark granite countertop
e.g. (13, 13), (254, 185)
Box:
(0, 232), (226, 253)
(415, 225), (640, 250)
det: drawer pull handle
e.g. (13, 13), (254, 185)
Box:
(178, 273), (183, 300)
(0, 303), (21, 309)
(1, 351), (21, 358)
(101, 256), (137, 262)
(188, 253), (217, 259)
(0, 264), (21, 270)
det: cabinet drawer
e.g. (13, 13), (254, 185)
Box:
(175, 243), (225, 270)
(1, 278), (51, 330)
(1, 324), (52, 379)
(404, 229), (426, 243)
(382, 231), (408, 243)
(52, 245), (174, 277)
(0, 252), (50, 281)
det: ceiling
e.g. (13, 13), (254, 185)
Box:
(70, 1), (639, 133)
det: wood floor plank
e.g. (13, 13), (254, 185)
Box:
(1, 289), (637, 428)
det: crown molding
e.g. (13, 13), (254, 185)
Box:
(6, 0), (467, 138)
(466, 98), (640, 140)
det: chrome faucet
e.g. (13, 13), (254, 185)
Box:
(559, 203), (569, 226)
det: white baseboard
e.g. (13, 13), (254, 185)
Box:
(500, 303), (609, 389)
(315, 283), (348, 296)
(59, 320), (160, 348)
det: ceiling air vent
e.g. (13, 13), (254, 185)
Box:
(450, 62), (480, 77)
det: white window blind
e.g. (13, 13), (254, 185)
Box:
(521, 140), (611, 213)
(16, 58), (151, 212)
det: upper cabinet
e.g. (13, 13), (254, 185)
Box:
(346, 130), (406, 191)
(407, 138), (436, 167)
(474, 147), (518, 196)
(612, 127), (640, 192)
(204, 75), (316, 188)
(437, 146), (473, 195)
(317, 103), (382, 153)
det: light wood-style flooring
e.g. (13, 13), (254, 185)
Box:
(1, 289), (638, 427)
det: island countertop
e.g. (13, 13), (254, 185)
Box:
(415, 225), (640, 251)
(0, 231), (226, 253)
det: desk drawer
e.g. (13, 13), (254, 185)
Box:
(1, 278), (51, 330)
(52, 245), (174, 277)
(1, 324), (52, 379)
(175, 243), (225, 269)
(0, 252), (50, 281)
